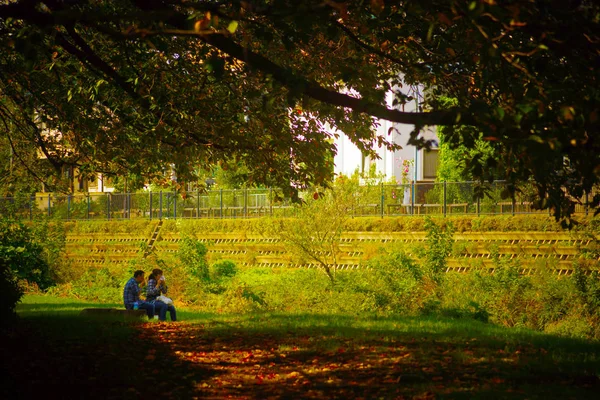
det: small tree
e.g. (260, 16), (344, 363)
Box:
(423, 217), (454, 284)
(270, 181), (355, 284)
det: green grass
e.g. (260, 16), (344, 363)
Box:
(8, 294), (600, 399)
(18, 294), (120, 312)
(17, 294), (600, 359)
(15, 295), (135, 344)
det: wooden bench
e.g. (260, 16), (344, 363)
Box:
(80, 308), (147, 320)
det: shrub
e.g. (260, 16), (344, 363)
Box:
(0, 219), (52, 322)
(211, 260), (238, 281)
(471, 254), (535, 327)
(69, 268), (123, 303)
(544, 314), (596, 340)
(355, 250), (428, 314)
(177, 236), (209, 281)
(215, 281), (266, 313)
(422, 217), (454, 284)
(0, 219), (53, 289)
(0, 258), (23, 323)
(572, 264), (600, 318)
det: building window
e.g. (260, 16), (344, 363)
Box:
(422, 149), (439, 180)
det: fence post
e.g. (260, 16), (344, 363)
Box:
(232, 190), (237, 219)
(220, 188), (223, 219)
(165, 192), (168, 218)
(107, 194), (111, 220)
(244, 187), (248, 218)
(197, 188), (200, 218)
(47, 194), (51, 217)
(173, 191), (177, 219)
(149, 191), (153, 220)
(585, 191), (589, 216)
(380, 182), (384, 218)
(128, 192), (131, 219)
(159, 191), (163, 220)
(165, 192), (168, 219)
(443, 181), (447, 217)
(87, 195), (90, 220)
(411, 181), (415, 215)
(270, 187), (273, 217)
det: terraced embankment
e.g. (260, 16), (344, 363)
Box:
(63, 216), (600, 274)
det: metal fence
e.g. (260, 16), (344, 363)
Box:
(0, 181), (593, 221)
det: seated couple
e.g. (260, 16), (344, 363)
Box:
(123, 269), (177, 321)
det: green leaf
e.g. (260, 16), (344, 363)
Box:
(227, 21), (239, 34)
(496, 107), (505, 120)
(427, 23), (434, 41)
(529, 135), (544, 144)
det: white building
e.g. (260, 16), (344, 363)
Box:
(333, 84), (439, 183)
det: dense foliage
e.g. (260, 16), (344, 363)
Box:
(46, 216), (600, 340)
(0, 219), (52, 321)
(0, 1), (599, 215)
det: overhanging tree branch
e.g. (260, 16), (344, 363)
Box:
(126, 29), (476, 126)
(0, 1), (477, 127)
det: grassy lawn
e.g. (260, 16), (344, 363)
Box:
(3, 295), (600, 399)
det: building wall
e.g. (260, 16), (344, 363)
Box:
(333, 84), (439, 183)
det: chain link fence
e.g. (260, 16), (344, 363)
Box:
(0, 181), (593, 221)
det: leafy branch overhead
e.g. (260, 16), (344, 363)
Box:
(0, 1), (599, 217)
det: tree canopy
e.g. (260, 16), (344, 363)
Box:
(0, 0), (599, 216)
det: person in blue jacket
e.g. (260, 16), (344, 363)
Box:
(123, 270), (154, 318)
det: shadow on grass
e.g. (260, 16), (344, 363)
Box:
(1, 312), (219, 400)
(17, 302), (120, 312)
(194, 312), (600, 353)
(139, 313), (600, 399)
(5, 302), (600, 399)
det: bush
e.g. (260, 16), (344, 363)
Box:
(544, 314), (596, 340)
(0, 219), (53, 289)
(0, 219), (52, 322)
(348, 250), (428, 314)
(572, 265), (600, 319)
(211, 260), (238, 281)
(234, 268), (327, 312)
(422, 218), (454, 284)
(177, 236), (209, 280)
(69, 268), (123, 303)
(0, 258), (23, 323)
